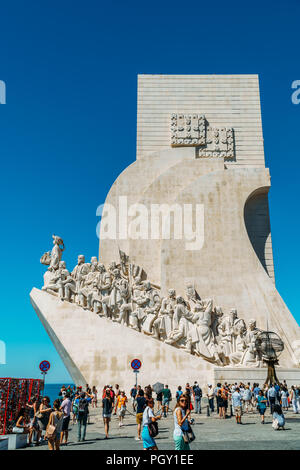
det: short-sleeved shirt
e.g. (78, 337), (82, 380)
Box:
(61, 398), (72, 417)
(257, 395), (267, 409)
(131, 388), (137, 398)
(136, 396), (147, 414)
(142, 406), (154, 427)
(102, 398), (112, 415)
(231, 392), (242, 408)
(162, 388), (171, 400)
(117, 396), (127, 408)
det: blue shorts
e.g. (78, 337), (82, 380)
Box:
(163, 398), (169, 406)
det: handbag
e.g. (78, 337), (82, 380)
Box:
(148, 420), (159, 437)
(12, 427), (24, 434)
(187, 424), (195, 442)
(147, 409), (159, 437)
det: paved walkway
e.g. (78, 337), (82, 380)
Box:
(22, 403), (300, 451)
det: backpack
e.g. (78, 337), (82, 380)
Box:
(78, 398), (88, 414)
(194, 386), (202, 398)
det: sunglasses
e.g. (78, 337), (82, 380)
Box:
(180, 399), (187, 402)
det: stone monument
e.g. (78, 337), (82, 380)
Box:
(30, 75), (300, 389)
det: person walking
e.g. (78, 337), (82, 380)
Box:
(46, 399), (64, 451)
(76, 392), (90, 442)
(256, 390), (268, 424)
(113, 384), (120, 415)
(207, 384), (215, 413)
(162, 385), (172, 418)
(176, 386), (183, 401)
(92, 386), (98, 408)
(268, 384), (276, 414)
(192, 382), (202, 414)
(141, 398), (161, 450)
(280, 387), (289, 411)
(290, 386), (299, 414)
(220, 385), (229, 418)
(156, 390), (163, 412)
(217, 389), (225, 419)
(60, 392), (72, 445)
(102, 388), (113, 439)
(173, 394), (192, 450)
(130, 385), (137, 412)
(116, 390), (127, 427)
(214, 383), (221, 414)
(26, 397), (39, 446)
(232, 387), (243, 424)
(243, 385), (252, 413)
(36, 396), (52, 444)
(135, 389), (147, 441)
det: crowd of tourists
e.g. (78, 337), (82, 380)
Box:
(11, 380), (300, 450)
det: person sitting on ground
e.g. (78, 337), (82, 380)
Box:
(272, 404), (286, 430)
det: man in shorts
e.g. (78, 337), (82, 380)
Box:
(60, 392), (72, 445)
(135, 389), (147, 440)
(231, 387), (243, 424)
(162, 385), (171, 418)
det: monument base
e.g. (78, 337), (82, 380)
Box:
(214, 367), (300, 387)
(30, 288), (300, 392)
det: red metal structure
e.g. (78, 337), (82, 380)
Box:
(0, 377), (44, 435)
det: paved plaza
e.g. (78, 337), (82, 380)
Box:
(22, 400), (300, 451)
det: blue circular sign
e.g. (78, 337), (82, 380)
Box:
(39, 360), (51, 372)
(131, 358), (142, 370)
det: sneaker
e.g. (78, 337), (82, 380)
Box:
(135, 437), (141, 441)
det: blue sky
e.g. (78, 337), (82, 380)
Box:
(0, 0), (299, 383)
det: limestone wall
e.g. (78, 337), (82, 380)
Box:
(137, 74), (265, 167)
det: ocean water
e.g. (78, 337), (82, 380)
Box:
(43, 383), (75, 404)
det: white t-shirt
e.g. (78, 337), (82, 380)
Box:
(142, 406), (154, 427)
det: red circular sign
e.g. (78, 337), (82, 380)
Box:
(39, 360), (51, 372)
(131, 358), (142, 370)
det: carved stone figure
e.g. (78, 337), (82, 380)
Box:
(78, 258), (99, 309)
(42, 261), (70, 298)
(187, 299), (222, 365)
(240, 319), (262, 367)
(152, 289), (176, 340)
(217, 308), (240, 357)
(165, 297), (193, 347)
(39, 241), (283, 369)
(64, 255), (90, 303)
(108, 269), (129, 319)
